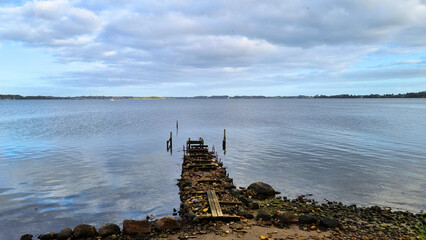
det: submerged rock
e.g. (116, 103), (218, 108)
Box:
(56, 228), (72, 240)
(123, 220), (151, 235)
(73, 224), (97, 238)
(99, 223), (120, 237)
(247, 182), (277, 199)
(155, 216), (180, 231)
(20, 234), (33, 240)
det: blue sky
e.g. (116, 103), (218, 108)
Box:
(0, 0), (425, 97)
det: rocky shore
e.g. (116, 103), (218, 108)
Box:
(20, 182), (425, 240)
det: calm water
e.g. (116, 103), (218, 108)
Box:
(0, 99), (425, 238)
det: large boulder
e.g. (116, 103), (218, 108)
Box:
(247, 182), (277, 199)
(56, 228), (72, 240)
(155, 216), (180, 231)
(73, 224), (97, 238)
(99, 223), (120, 237)
(123, 220), (151, 235)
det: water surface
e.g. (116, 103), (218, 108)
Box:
(0, 99), (425, 238)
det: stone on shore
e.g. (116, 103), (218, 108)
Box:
(247, 182), (277, 199)
(155, 216), (180, 231)
(73, 224), (97, 238)
(256, 210), (272, 221)
(56, 228), (72, 240)
(274, 211), (298, 225)
(299, 215), (318, 224)
(20, 234), (33, 240)
(99, 223), (121, 237)
(38, 232), (55, 240)
(123, 220), (151, 235)
(320, 217), (342, 228)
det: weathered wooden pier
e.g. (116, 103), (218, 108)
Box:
(178, 138), (241, 220)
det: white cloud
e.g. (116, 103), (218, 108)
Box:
(0, 0), (103, 46)
(0, 0), (425, 95)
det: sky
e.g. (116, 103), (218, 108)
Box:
(0, 0), (425, 97)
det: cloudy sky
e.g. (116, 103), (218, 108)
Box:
(0, 0), (425, 97)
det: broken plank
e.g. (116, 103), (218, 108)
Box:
(207, 190), (218, 217)
(210, 190), (223, 216)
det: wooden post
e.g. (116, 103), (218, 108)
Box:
(222, 129), (226, 151)
(176, 120), (179, 129)
(170, 131), (173, 149)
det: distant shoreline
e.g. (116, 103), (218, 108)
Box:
(0, 91), (425, 100)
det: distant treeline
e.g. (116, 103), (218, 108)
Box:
(0, 95), (164, 100)
(313, 91), (426, 99)
(0, 91), (425, 100)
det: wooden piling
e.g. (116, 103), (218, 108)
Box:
(222, 129), (226, 151)
(176, 120), (179, 129)
(167, 131), (173, 151)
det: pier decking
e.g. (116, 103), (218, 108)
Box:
(178, 138), (241, 220)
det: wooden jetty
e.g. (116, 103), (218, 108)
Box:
(178, 138), (241, 220)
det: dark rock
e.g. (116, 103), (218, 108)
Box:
(249, 202), (260, 210)
(99, 223), (120, 237)
(38, 232), (55, 240)
(256, 210), (272, 221)
(56, 228), (72, 240)
(123, 220), (151, 235)
(73, 224), (97, 238)
(370, 205), (382, 212)
(274, 211), (298, 225)
(236, 210), (254, 219)
(247, 182), (277, 199)
(155, 216), (180, 231)
(20, 234), (33, 240)
(299, 215), (318, 224)
(320, 218), (342, 228)
(237, 195), (251, 206)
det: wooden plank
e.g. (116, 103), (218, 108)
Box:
(207, 190), (218, 217)
(211, 190), (223, 216)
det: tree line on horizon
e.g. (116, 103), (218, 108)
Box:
(0, 91), (425, 100)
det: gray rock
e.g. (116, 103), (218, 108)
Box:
(236, 210), (254, 219)
(99, 223), (120, 237)
(56, 228), (72, 240)
(155, 216), (180, 231)
(299, 215), (318, 224)
(250, 202), (260, 210)
(247, 182), (277, 199)
(123, 220), (151, 235)
(256, 210), (272, 221)
(73, 224), (97, 238)
(274, 211), (298, 225)
(38, 232), (55, 240)
(20, 234), (33, 240)
(320, 218), (342, 228)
